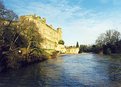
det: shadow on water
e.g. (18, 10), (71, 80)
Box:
(0, 53), (121, 87)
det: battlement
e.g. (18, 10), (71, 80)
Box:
(19, 15), (62, 31)
(19, 15), (63, 50)
(20, 15), (46, 24)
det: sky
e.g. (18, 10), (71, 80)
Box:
(3, 0), (121, 46)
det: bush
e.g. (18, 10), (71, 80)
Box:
(58, 40), (64, 45)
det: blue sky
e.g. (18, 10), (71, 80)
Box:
(3, 0), (121, 45)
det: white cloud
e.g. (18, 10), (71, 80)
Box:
(4, 0), (121, 45)
(62, 10), (121, 45)
(22, 1), (121, 45)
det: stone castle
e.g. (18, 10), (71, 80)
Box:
(19, 15), (79, 54)
(20, 15), (62, 50)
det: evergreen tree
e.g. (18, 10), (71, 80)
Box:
(76, 42), (79, 48)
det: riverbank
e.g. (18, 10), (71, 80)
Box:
(0, 50), (59, 72)
(0, 55), (47, 72)
(110, 53), (121, 56)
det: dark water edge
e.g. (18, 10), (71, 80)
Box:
(0, 53), (121, 87)
(0, 58), (47, 73)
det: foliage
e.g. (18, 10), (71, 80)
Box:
(79, 30), (121, 55)
(95, 30), (121, 54)
(58, 40), (64, 45)
(18, 17), (43, 59)
(96, 30), (121, 47)
(0, 0), (18, 21)
(79, 45), (88, 53)
(0, 1), (47, 71)
(76, 42), (79, 48)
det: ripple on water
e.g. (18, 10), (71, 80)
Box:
(0, 53), (121, 87)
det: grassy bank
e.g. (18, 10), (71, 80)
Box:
(0, 48), (59, 72)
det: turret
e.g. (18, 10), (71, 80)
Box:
(57, 28), (62, 33)
(41, 18), (46, 23)
(57, 28), (62, 41)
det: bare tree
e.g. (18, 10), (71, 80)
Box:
(18, 16), (43, 58)
(105, 30), (121, 44)
(0, 0), (18, 50)
(96, 30), (121, 46)
(0, 0), (18, 26)
(96, 33), (106, 47)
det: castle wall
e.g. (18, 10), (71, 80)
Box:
(66, 47), (79, 54)
(19, 15), (62, 50)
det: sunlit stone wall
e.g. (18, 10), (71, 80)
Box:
(66, 47), (79, 54)
(19, 15), (62, 50)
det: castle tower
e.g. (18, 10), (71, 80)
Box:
(57, 28), (62, 41)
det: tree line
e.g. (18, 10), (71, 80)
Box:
(79, 30), (121, 55)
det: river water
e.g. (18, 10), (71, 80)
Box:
(0, 53), (121, 87)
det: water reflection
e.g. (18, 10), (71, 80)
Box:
(0, 53), (121, 87)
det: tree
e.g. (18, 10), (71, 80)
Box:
(0, 0), (20, 69)
(0, 0), (18, 48)
(0, 0), (18, 21)
(0, 1), (46, 70)
(95, 30), (121, 54)
(79, 45), (88, 53)
(96, 33), (106, 47)
(18, 16), (43, 58)
(76, 42), (79, 48)
(105, 30), (120, 44)
(96, 30), (121, 46)
(115, 40), (121, 53)
(58, 40), (64, 45)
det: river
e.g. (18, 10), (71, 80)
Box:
(0, 53), (121, 87)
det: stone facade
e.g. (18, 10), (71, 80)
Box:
(55, 44), (66, 53)
(19, 15), (62, 50)
(19, 15), (79, 54)
(66, 46), (79, 54)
